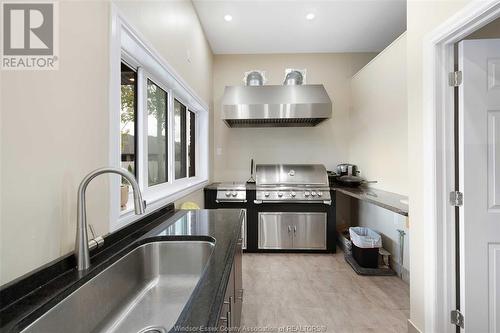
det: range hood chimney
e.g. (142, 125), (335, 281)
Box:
(221, 71), (332, 128)
(283, 70), (304, 86)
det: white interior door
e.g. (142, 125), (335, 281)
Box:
(458, 38), (500, 333)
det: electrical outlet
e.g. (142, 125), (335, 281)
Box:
(216, 147), (222, 156)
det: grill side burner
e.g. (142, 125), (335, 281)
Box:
(216, 182), (247, 203)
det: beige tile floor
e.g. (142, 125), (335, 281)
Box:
(241, 252), (410, 333)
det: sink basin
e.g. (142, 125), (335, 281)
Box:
(21, 240), (215, 333)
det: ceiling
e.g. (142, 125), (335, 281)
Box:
(192, 0), (406, 54)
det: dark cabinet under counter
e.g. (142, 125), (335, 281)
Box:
(204, 186), (336, 253)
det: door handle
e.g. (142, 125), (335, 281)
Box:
(288, 225), (291, 233)
(293, 226), (297, 233)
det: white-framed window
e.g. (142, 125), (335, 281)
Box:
(109, 7), (209, 231)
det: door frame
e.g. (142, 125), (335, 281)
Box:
(422, 1), (500, 332)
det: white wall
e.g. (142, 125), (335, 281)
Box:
(350, 33), (408, 195)
(342, 33), (409, 283)
(407, 0), (470, 331)
(212, 53), (376, 181)
(0, 67), (4, 287)
(0, 0), (213, 285)
(1, 1), (111, 285)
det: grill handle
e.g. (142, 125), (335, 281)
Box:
(254, 199), (331, 205)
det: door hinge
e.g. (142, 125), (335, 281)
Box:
(449, 191), (464, 207)
(451, 309), (464, 328)
(448, 71), (463, 87)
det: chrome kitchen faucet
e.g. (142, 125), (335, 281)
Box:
(76, 167), (145, 271)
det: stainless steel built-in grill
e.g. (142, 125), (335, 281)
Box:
(255, 164), (331, 205)
(204, 164), (334, 252)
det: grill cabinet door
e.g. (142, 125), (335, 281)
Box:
(292, 213), (327, 250)
(258, 213), (293, 249)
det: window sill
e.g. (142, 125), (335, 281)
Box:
(112, 178), (208, 232)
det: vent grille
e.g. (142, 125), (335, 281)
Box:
(225, 118), (326, 128)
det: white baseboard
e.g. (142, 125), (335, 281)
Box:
(390, 257), (410, 284)
(408, 319), (422, 333)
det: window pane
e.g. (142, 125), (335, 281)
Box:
(147, 79), (168, 186)
(120, 62), (137, 177)
(188, 111), (195, 177)
(174, 99), (187, 179)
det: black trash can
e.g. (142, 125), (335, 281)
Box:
(351, 244), (379, 268)
(349, 227), (382, 268)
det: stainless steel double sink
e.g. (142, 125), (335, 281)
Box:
(22, 240), (215, 333)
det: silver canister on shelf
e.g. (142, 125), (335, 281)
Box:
(336, 163), (359, 176)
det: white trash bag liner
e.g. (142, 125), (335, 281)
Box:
(349, 227), (382, 248)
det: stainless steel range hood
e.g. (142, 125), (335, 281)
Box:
(221, 84), (332, 128)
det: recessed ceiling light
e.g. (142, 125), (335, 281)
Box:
(306, 13), (315, 20)
(224, 14), (233, 22)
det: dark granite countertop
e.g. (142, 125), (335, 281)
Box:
(150, 209), (243, 330)
(332, 186), (409, 216)
(0, 208), (244, 332)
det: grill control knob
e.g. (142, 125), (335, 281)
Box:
(291, 192), (296, 197)
(265, 192), (270, 197)
(231, 192), (237, 197)
(278, 192), (283, 198)
(311, 191), (317, 197)
(225, 191), (231, 197)
(317, 191), (323, 197)
(305, 191), (310, 197)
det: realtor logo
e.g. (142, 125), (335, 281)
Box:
(1, 2), (59, 70)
